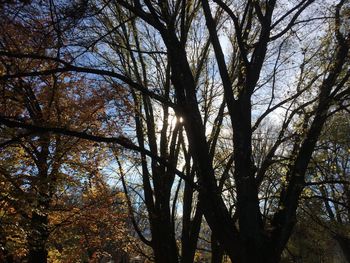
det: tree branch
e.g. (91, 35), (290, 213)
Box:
(0, 115), (197, 189)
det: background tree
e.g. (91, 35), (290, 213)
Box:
(299, 111), (350, 262)
(0, 2), (130, 262)
(48, 170), (132, 263)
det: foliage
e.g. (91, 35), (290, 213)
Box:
(48, 176), (132, 263)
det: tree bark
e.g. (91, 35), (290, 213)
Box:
(151, 211), (179, 263)
(27, 211), (49, 263)
(211, 233), (224, 263)
(334, 234), (350, 263)
(181, 207), (202, 263)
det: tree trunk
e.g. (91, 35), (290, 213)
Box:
(334, 234), (350, 263)
(27, 211), (49, 263)
(211, 233), (224, 263)
(152, 221), (179, 263)
(150, 185), (178, 263)
(181, 171), (202, 263)
(180, 212), (202, 263)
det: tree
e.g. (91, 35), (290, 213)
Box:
(0, 3), (127, 261)
(0, 0), (349, 263)
(87, 3), (213, 262)
(301, 111), (350, 262)
(0, 73), (108, 263)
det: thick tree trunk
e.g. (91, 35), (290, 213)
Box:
(334, 234), (350, 263)
(211, 233), (224, 263)
(150, 181), (178, 263)
(151, 220), (179, 263)
(231, 99), (272, 263)
(27, 211), (49, 263)
(148, 202), (179, 263)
